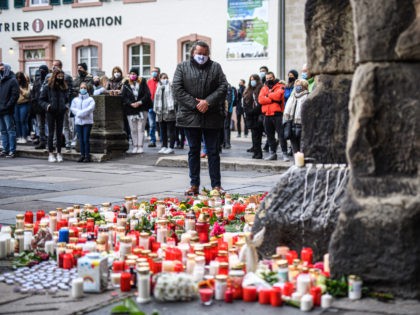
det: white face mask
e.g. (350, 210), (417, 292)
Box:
(194, 54), (209, 65)
(161, 79), (168, 85)
(114, 72), (121, 79)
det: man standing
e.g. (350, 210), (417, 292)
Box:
(0, 63), (19, 158)
(31, 65), (49, 149)
(147, 66), (160, 147)
(258, 71), (289, 161)
(223, 83), (237, 149)
(173, 41), (228, 196)
(236, 79), (247, 138)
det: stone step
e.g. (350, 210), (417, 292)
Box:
(14, 145), (107, 162)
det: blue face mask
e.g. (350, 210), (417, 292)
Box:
(259, 72), (266, 79)
(194, 54), (209, 65)
(80, 88), (88, 95)
(295, 85), (303, 93)
(152, 71), (158, 78)
(301, 72), (308, 80)
(250, 80), (257, 87)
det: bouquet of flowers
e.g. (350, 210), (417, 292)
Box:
(153, 272), (197, 302)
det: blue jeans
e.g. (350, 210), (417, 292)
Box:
(14, 103), (31, 138)
(148, 109), (157, 144)
(0, 114), (17, 154)
(184, 128), (221, 188)
(75, 124), (92, 157)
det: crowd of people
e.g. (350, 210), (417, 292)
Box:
(0, 41), (315, 192)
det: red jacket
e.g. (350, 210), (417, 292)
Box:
(258, 81), (285, 116)
(147, 78), (159, 101)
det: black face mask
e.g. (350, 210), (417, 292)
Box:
(78, 70), (86, 77)
(94, 81), (100, 87)
(57, 78), (64, 83)
(288, 77), (295, 84)
(266, 79), (274, 88)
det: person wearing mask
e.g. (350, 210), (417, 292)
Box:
(121, 67), (152, 154)
(0, 63), (19, 159)
(147, 66), (160, 148)
(301, 63), (316, 92)
(73, 63), (94, 97)
(259, 66), (269, 84)
(39, 69), (70, 163)
(106, 66), (124, 94)
(14, 72), (31, 144)
(243, 74), (264, 159)
(93, 75), (109, 96)
(154, 73), (176, 154)
(236, 79), (247, 138)
(258, 71), (289, 161)
(284, 79), (309, 154)
(284, 69), (298, 105)
(31, 65), (49, 149)
(173, 40), (228, 196)
(223, 83), (237, 149)
(71, 82), (95, 162)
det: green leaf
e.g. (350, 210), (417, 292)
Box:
(123, 298), (142, 313)
(110, 305), (130, 315)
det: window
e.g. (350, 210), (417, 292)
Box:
(129, 44), (151, 79)
(78, 46), (98, 75)
(30, 0), (49, 6)
(0, 0), (9, 9)
(177, 34), (212, 63)
(182, 41), (193, 61)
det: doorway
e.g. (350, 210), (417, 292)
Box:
(25, 61), (46, 84)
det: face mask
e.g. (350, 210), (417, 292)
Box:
(250, 80), (257, 87)
(288, 77), (296, 83)
(78, 70), (86, 77)
(259, 72), (266, 79)
(194, 54), (209, 65)
(266, 79), (274, 87)
(80, 88), (88, 95)
(161, 79), (168, 85)
(114, 72), (121, 79)
(295, 85), (303, 93)
(152, 71), (158, 78)
(57, 78), (64, 82)
(301, 72), (308, 80)
(94, 81), (100, 87)
(130, 74), (137, 81)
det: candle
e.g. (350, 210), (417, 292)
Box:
(0, 238), (6, 259)
(71, 278), (83, 298)
(292, 292), (302, 303)
(199, 288), (213, 306)
(259, 288), (271, 304)
(58, 228), (69, 243)
(321, 293), (333, 308)
(286, 250), (298, 265)
(294, 151), (305, 167)
(45, 240), (55, 256)
(113, 260), (125, 272)
(111, 273), (121, 287)
(63, 253), (74, 269)
(324, 253), (330, 273)
(24, 211), (33, 224)
(136, 267), (151, 304)
(243, 286), (257, 302)
(120, 272), (131, 292)
(276, 246), (289, 258)
(283, 282), (294, 296)
(270, 287), (282, 307)
(301, 247), (313, 264)
(310, 286), (322, 306)
(162, 260), (175, 272)
(300, 294), (313, 312)
(224, 289), (233, 303)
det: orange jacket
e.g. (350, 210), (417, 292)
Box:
(258, 81), (285, 116)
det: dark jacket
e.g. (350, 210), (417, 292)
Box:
(226, 85), (237, 114)
(31, 74), (45, 114)
(173, 59), (228, 129)
(0, 65), (19, 116)
(73, 73), (94, 97)
(43, 72), (74, 104)
(39, 85), (69, 115)
(121, 78), (152, 116)
(106, 77), (123, 91)
(243, 85), (263, 129)
(236, 84), (245, 115)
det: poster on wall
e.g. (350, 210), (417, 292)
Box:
(226, 0), (269, 60)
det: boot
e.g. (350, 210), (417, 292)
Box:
(264, 152), (277, 161)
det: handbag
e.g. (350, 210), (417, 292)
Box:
(283, 99), (297, 140)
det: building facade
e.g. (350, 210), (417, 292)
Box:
(0, 0), (306, 85)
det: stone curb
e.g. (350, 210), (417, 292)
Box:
(14, 146), (108, 162)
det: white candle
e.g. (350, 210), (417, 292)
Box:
(45, 240), (55, 256)
(324, 253), (330, 273)
(0, 238), (7, 259)
(291, 291), (302, 303)
(156, 205), (165, 218)
(162, 260), (175, 272)
(209, 261), (219, 276)
(300, 294), (313, 311)
(321, 293), (333, 308)
(71, 278), (84, 298)
(0, 235), (11, 256)
(178, 243), (190, 264)
(110, 273), (121, 287)
(294, 152), (305, 167)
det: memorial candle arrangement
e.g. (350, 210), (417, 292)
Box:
(0, 191), (353, 311)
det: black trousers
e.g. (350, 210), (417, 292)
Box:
(237, 113), (248, 136)
(223, 112), (232, 146)
(160, 120), (176, 149)
(46, 111), (65, 154)
(251, 125), (264, 154)
(264, 114), (287, 153)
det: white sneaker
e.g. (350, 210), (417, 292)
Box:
(126, 148), (134, 154)
(48, 153), (56, 163)
(21, 138), (27, 144)
(56, 153), (63, 163)
(158, 147), (167, 154)
(164, 148), (175, 154)
(137, 147), (144, 154)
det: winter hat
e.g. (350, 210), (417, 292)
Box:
(39, 65), (49, 72)
(289, 69), (299, 79)
(129, 67), (139, 76)
(78, 62), (88, 71)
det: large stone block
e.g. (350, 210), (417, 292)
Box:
(305, 0), (355, 74)
(330, 195), (420, 299)
(301, 74), (352, 164)
(351, 0), (415, 62)
(253, 165), (348, 261)
(395, 0), (420, 59)
(347, 63), (419, 197)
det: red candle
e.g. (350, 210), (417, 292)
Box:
(225, 289), (233, 303)
(63, 253), (73, 269)
(36, 210), (45, 222)
(258, 288), (271, 304)
(33, 221), (40, 235)
(120, 272), (131, 292)
(270, 287), (282, 307)
(286, 250), (298, 265)
(113, 261), (125, 273)
(243, 286), (257, 302)
(301, 247), (313, 264)
(24, 211), (33, 224)
(283, 282), (294, 296)
(199, 288), (213, 305)
(310, 286), (322, 306)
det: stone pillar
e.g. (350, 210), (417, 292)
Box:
(330, 0), (420, 298)
(301, 0), (355, 164)
(89, 95), (129, 158)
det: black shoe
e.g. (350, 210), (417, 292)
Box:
(237, 134), (241, 138)
(264, 153), (277, 161)
(84, 156), (92, 163)
(6, 152), (16, 159)
(246, 147), (254, 153)
(224, 144), (231, 149)
(33, 139), (40, 145)
(252, 152), (263, 159)
(77, 156), (85, 163)
(0, 152), (8, 158)
(35, 143), (46, 150)
(263, 143), (269, 152)
(148, 142), (156, 148)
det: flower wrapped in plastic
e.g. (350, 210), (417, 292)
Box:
(153, 272), (198, 302)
